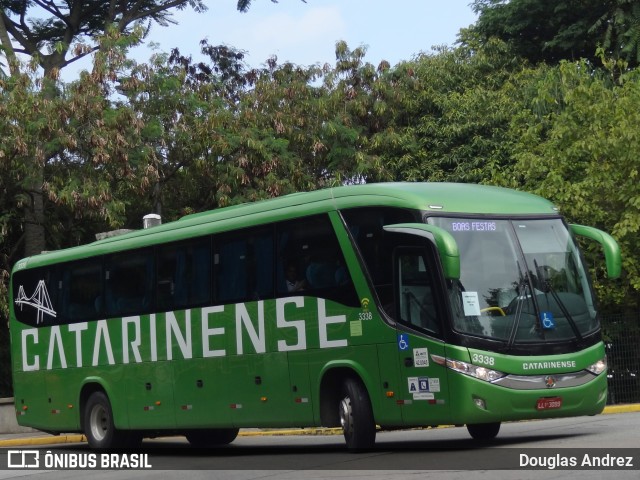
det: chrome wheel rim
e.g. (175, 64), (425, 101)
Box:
(89, 404), (108, 442)
(339, 396), (353, 434)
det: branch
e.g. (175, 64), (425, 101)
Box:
(32, 1), (65, 22)
(60, 45), (101, 68)
(117, 0), (193, 31)
(1, 11), (40, 58)
(237, 0), (305, 13)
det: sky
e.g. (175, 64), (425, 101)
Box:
(127, 0), (478, 70)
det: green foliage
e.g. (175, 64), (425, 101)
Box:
(592, 0), (640, 66)
(0, 1), (206, 74)
(499, 60), (640, 309)
(0, 30), (158, 329)
(470, 0), (640, 68)
(377, 39), (524, 184)
(1, 2), (640, 337)
(121, 42), (319, 220)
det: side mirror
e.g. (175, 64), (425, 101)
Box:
(570, 224), (621, 279)
(383, 223), (460, 280)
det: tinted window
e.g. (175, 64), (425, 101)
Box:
(341, 207), (419, 311)
(214, 226), (273, 303)
(62, 261), (103, 322)
(105, 250), (154, 316)
(396, 248), (441, 336)
(277, 215), (359, 307)
(157, 237), (211, 311)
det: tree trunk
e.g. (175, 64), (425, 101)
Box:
(23, 180), (46, 256)
(0, 12), (19, 76)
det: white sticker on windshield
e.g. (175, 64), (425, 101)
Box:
(462, 292), (481, 316)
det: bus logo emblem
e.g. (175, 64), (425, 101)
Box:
(544, 375), (556, 388)
(14, 280), (57, 324)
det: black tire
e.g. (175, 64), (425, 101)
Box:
(84, 391), (130, 449)
(185, 428), (240, 447)
(339, 377), (376, 450)
(466, 422), (501, 441)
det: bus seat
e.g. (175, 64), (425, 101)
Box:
(306, 260), (334, 288)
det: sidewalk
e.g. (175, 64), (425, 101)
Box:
(1, 404), (638, 447)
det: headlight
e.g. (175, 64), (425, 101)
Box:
(586, 356), (607, 375)
(432, 355), (506, 382)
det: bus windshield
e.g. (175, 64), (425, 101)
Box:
(429, 217), (598, 344)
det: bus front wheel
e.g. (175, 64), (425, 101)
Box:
(466, 422), (501, 440)
(84, 391), (129, 449)
(339, 377), (376, 450)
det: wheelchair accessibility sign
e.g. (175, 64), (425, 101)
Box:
(540, 311), (556, 330)
(398, 333), (409, 351)
(408, 376), (439, 400)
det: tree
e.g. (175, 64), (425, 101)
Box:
(0, 1), (208, 259)
(497, 60), (640, 309)
(377, 39), (526, 184)
(123, 42), (255, 217)
(592, 0), (640, 66)
(120, 38), (401, 219)
(0, 1), (207, 76)
(0, 32), (157, 243)
(1, 0), (293, 398)
(0, 33), (159, 397)
(468, 0), (640, 67)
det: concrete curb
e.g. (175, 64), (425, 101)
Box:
(1, 404), (638, 447)
(0, 434), (86, 447)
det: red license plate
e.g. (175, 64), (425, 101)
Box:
(536, 396), (563, 410)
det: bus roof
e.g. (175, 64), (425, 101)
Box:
(13, 182), (557, 270)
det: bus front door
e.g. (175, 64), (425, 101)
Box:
(394, 247), (450, 427)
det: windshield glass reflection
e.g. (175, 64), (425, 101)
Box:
(429, 217), (598, 343)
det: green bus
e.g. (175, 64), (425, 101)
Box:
(9, 182), (621, 450)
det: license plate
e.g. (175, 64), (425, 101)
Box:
(536, 396), (562, 410)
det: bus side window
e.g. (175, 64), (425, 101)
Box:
(276, 215), (359, 307)
(156, 238), (211, 311)
(396, 249), (441, 336)
(105, 250), (153, 317)
(252, 230), (274, 299)
(341, 207), (420, 315)
(62, 261), (102, 322)
(215, 236), (247, 303)
(156, 245), (178, 309)
(214, 226), (273, 304)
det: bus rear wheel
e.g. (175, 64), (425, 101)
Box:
(185, 428), (240, 447)
(339, 377), (376, 450)
(84, 391), (131, 449)
(466, 422), (501, 440)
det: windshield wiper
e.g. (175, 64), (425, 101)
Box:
(506, 271), (527, 349)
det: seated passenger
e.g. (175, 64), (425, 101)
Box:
(285, 262), (307, 292)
